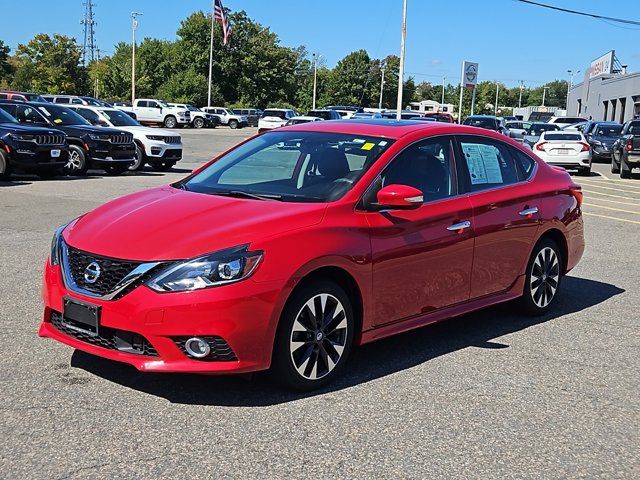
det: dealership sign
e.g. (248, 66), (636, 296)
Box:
(462, 61), (479, 88)
(589, 51), (614, 79)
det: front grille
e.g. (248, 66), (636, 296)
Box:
(173, 336), (238, 361)
(50, 311), (159, 356)
(164, 136), (181, 144)
(35, 134), (65, 145)
(109, 133), (133, 145)
(66, 246), (142, 296)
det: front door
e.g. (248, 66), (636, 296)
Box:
(365, 136), (474, 327)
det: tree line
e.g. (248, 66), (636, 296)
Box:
(0, 9), (568, 116)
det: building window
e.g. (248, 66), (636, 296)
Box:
(619, 98), (626, 123)
(603, 101), (608, 121)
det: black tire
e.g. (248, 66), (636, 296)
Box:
(229, 119), (238, 129)
(129, 144), (146, 171)
(193, 117), (205, 129)
(103, 164), (129, 176)
(0, 149), (10, 180)
(151, 162), (175, 172)
(163, 116), (177, 129)
(64, 145), (89, 176)
(270, 280), (355, 391)
(620, 156), (631, 179)
(579, 166), (591, 176)
(517, 238), (563, 316)
(36, 168), (62, 180)
(611, 155), (620, 174)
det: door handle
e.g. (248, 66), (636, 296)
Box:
(519, 207), (538, 217)
(447, 220), (471, 232)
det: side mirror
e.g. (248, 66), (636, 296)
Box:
(376, 184), (423, 210)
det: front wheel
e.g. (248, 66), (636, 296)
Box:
(129, 144), (146, 171)
(64, 145), (89, 176)
(163, 116), (177, 129)
(0, 149), (10, 180)
(517, 238), (562, 316)
(271, 281), (354, 391)
(193, 117), (205, 129)
(228, 119), (238, 129)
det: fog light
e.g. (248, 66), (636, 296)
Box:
(184, 337), (211, 358)
(151, 147), (162, 155)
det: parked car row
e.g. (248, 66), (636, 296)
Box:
(0, 99), (182, 179)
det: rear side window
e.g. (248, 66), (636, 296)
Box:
(459, 137), (519, 192)
(55, 97), (70, 104)
(627, 121), (640, 134)
(137, 101), (148, 107)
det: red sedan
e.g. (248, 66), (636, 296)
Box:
(39, 120), (584, 390)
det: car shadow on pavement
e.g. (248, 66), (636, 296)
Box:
(71, 275), (624, 406)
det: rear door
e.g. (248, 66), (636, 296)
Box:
(365, 136), (474, 325)
(456, 135), (540, 299)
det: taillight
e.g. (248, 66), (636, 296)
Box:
(626, 139), (633, 151)
(570, 185), (583, 207)
(535, 142), (547, 151)
(579, 142), (590, 152)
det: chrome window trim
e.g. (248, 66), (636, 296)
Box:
(59, 240), (162, 301)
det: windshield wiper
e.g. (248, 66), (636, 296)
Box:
(214, 190), (283, 201)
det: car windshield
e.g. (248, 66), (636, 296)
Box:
(187, 105), (201, 112)
(528, 124), (558, 136)
(0, 108), (17, 123)
(82, 97), (102, 106)
(101, 109), (140, 127)
(36, 104), (89, 126)
(262, 110), (289, 119)
(595, 125), (622, 137)
(544, 133), (582, 141)
(181, 131), (394, 202)
(464, 117), (498, 130)
(158, 101), (170, 108)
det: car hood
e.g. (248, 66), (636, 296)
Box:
(117, 125), (179, 137)
(0, 123), (65, 135)
(55, 124), (129, 137)
(63, 186), (327, 261)
(591, 135), (618, 144)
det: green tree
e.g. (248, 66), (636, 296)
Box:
(327, 49), (373, 106)
(0, 40), (12, 87)
(157, 68), (211, 105)
(13, 34), (87, 94)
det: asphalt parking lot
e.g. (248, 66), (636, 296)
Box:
(1, 127), (638, 478)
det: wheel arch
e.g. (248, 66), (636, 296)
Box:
(535, 228), (569, 274)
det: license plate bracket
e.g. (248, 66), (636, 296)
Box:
(51, 149), (61, 158)
(62, 297), (100, 336)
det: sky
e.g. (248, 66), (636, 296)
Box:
(3, 0), (640, 87)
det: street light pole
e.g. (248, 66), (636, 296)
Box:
(494, 81), (499, 116)
(518, 80), (524, 108)
(441, 76), (445, 110)
(207, 0), (215, 108)
(542, 86), (549, 107)
(312, 53), (318, 110)
(131, 12), (142, 103)
(566, 69), (580, 112)
(379, 66), (386, 110)
(396, 0), (408, 120)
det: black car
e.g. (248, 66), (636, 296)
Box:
(0, 107), (68, 179)
(612, 119), (640, 178)
(0, 101), (136, 176)
(582, 121), (622, 162)
(306, 109), (342, 121)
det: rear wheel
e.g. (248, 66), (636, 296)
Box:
(151, 161), (175, 172)
(611, 154), (620, 174)
(193, 117), (205, 129)
(0, 149), (11, 179)
(517, 238), (562, 316)
(620, 156), (631, 179)
(64, 145), (88, 176)
(128, 144), (146, 171)
(271, 280), (354, 391)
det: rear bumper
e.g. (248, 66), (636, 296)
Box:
(537, 151), (591, 169)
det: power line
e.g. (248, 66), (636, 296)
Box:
(514, 0), (640, 27)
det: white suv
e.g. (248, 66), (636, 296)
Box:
(168, 103), (218, 129)
(258, 109), (297, 133)
(201, 107), (248, 129)
(69, 105), (183, 172)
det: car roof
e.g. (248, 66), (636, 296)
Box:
(276, 119), (509, 140)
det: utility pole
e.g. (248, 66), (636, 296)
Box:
(494, 81), (500, 116)
(207, 0), (215, 108)
(518, 80), (524, 108)
(566, 69), (580, 112)
(396, 0), (408, 120)
(312, 53), (318, 110)
(542, 86), (549, 107)
(379, 65), (386, 110)
(131, 12), (142, 103)
(441, 76), (445, 110)
(81, 0), (98, 66)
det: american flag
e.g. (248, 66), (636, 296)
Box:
(214, 0), (231, 46)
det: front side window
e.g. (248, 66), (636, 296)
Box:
(459, 137), (519, 192)
(182, 131), (394, 202)
(74, 108), (100, 124)
(378, 137), (457, 203)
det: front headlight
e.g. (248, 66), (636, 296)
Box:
(146, 245), (263, 292)
(10, 133), (35, 142)
(50, 223), (69, 266)
(88, 133), (110, 141)
(146, 135), (165, 141)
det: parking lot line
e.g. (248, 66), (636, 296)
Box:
(582, 196), (640, 207)
(583, 202), (640, 215)
(583, 211), (640, 225)
(578, 182), (640, 194)
(580, 178), (640, 191)
(583, 189), (640, 201)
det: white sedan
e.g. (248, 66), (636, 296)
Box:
(533, 130), (592, 175)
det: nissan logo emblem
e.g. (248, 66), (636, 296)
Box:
(84, 261), (101, 284)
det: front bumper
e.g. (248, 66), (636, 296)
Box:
(40, 262), (283, 374)
(89, 141), (136, 164)
(7, 144), (69, 170)
(143, 140), (183, 161)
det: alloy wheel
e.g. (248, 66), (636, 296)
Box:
(289, 293), (348, 380)
(530, 247), (560, 308)
(66, 150), (82, 171)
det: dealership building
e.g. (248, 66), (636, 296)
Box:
(567, 51), (640, 123)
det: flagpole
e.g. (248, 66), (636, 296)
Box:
(396, 0), (407, 121)
(207, 0), (215, 108)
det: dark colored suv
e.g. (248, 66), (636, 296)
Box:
(307, 109), (342, 120)
(0, 107), (68, 179)
(582, 121), (622, 161)
(0, 101), (136, 176)
(232, 108), (263, 127)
